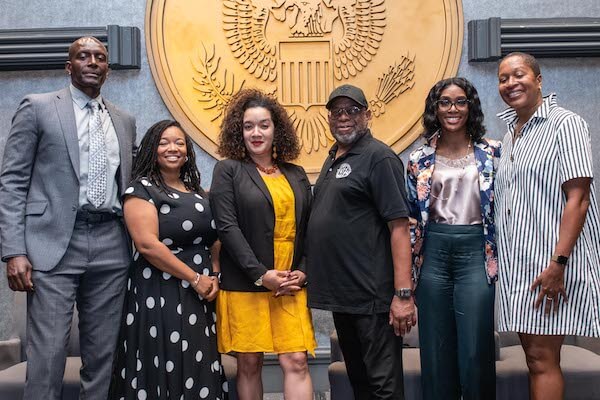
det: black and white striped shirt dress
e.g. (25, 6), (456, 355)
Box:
(495, 93), (600, 336)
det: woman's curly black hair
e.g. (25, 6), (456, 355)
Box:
(132, 120), (204, 194)
(217, 88), (300, 162)
(422, 77), (486, 142)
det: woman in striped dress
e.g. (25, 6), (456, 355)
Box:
(495, 52), (600, 400)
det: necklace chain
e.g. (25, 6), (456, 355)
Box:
(254, 162), (279, 174)
(436, 137), (472, 160)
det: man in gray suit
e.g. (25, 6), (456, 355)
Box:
(0, 37), (136, 400)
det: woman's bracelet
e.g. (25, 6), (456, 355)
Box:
(191, 272), (201, 288)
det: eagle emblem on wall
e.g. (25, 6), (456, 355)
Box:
(223, 0), (386, 82)
(147, 0), (462, 179)
(210, 0), (412, 154)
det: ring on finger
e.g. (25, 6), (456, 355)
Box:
(546, 295), (554, 301)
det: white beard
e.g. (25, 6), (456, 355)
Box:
(333, 129), (367, 146)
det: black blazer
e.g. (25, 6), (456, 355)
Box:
(209, 159), (312, 292)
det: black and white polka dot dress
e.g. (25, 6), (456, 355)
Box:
(109, 178), (228, 400)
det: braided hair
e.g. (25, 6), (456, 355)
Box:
(132, 120), (204, 194)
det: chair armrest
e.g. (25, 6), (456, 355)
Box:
(494, 331), (500, 361)
(574, 336), (600, 356)
(330, 330), (344, 363)
(0, 338), (22, 371)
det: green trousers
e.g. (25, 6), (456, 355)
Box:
(416, 223), (496, 400)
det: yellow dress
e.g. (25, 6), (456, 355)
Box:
(216, 173), (316, 355)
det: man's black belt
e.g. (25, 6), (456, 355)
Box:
(76, 209), (120, 223)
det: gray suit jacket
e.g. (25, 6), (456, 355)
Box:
(0, 87), (136, 271)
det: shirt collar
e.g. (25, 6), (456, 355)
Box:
(328, 130), (373, 159)
(69, 84), (104, 111)
(497, 93), (556, 126)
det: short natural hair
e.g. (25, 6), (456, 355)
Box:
(217, 88), (300, 162)
(132, 120), (203, 194)
(422, 77), (486, 142)
(499, 52), (541, 76)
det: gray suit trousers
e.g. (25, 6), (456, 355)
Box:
(24, 218), (129, 400)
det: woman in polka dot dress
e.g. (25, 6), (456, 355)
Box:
(109, 120), (228, 400)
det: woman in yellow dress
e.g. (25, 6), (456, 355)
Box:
(210, 88), (316, 400)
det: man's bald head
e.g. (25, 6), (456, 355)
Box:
(68, 37), (106, 61)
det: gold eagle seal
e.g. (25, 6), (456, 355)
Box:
(146, 0), (463, 180)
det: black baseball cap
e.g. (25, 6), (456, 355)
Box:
(325, 84), (368, 109)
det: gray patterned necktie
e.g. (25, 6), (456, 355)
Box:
(87, 100), (107, 208)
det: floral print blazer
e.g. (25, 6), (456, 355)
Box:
(406, 134), (501, 285)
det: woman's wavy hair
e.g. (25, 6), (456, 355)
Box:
(422, 77), (486, 142)
(132, 120), (203, 194)
(217, 88), (300, 162)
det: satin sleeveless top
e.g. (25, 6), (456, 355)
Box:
(429, 152), (482, 225)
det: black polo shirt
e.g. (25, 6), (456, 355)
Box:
(306, 131), (410, 314)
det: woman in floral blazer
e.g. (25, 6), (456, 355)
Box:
(406, 77), (501, 400)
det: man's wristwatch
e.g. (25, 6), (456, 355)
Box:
(394, 288), (413, 299)
(551, 254), (568, 266)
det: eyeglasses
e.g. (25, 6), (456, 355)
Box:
(435, 98), (470, 111)
(328, 106), (365, 119)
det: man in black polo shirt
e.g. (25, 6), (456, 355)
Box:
(306, 84), (416, 399)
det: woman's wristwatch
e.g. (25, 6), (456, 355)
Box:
(210, 272), (222, 284)
(551, 254), (568, 266)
